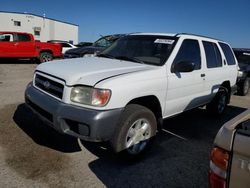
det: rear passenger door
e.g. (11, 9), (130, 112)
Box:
(14, 34), (36, 57)
(165, 39), (205, 116)
(201, 41), (225, 102)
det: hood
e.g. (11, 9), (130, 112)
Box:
(36, 57), (154, 86)
(65, 46), (103, 55)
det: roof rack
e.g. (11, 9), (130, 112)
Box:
(175, 33), (221, 41)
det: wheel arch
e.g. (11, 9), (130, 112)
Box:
(39, 49), (54, 57)
(126, 95), (163, 129)
(220, 80), (231, 103)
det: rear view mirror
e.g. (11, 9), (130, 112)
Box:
(173, 61), (195, 73)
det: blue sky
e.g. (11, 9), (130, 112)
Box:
(1, 0), (250, 47)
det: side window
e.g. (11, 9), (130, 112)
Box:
(173, 39), (201, 71)
(62, 43), (71, 47)
(203, 41), (222, 68)
(219, 42), (236, 65)
(17, 34), (31, 42)
(0, 34), (14, 42)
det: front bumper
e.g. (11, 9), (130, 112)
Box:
(25, 84), (123, 142)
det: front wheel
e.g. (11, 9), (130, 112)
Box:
(206, 88), (229, 115)
(111, 104), (157, 159)
(39, 52), (53, 63)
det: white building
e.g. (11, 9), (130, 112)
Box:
(0, 11), (78, 44)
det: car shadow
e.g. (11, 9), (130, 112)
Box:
(0, 58), (37, 64)
(12, 103), (247, 187)
(13, 103), (81, 153)
(81, 105), (246, 188)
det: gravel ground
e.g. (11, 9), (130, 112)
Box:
(0, 60), (249, 188)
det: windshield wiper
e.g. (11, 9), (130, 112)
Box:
(115, 56), (144, 64)
(97, 53), (115, 59)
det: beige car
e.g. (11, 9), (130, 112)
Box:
(209, 109), (250, 188)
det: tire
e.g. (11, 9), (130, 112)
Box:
(206, 88), (229, 116)
(238, 78), (250, 96)
(39, 52), (53, 63)
(111, 104), (157, 159)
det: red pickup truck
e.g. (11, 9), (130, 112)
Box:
(0, 31), (62, 63)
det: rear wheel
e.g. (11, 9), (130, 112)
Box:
(238, 78), (250, 96)
(206, 88), (229, 115)
(111, 104), (157, 159)
(39, 52), (53, 63)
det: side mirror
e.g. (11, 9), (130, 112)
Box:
(173, 61), (195, 73)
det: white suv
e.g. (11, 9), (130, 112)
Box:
(25, 33), (238, 158)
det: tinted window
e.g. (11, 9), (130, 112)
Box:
(173, 39), (201, 71)
(203, 41), (222, 68)
(62, 43), (71, 47)
(219, 42), (236, 65)
(17, 34), (31, 42)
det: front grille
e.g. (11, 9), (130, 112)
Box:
(35, 74), (64, 99)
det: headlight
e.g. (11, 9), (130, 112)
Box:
(83, 53), (95, 57)
(70, 86), (111, 107)
(237, 70), (244, 77)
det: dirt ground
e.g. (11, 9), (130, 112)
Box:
(0, 60), (249, 188)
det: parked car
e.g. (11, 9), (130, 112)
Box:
(209, 109), (250, 188)
(0, 32), (62, 63)
(75, 42), (93, 47)
(64, 34), (124, 58)
(47, 40), (77, 54)
(25, 33), (238, 158)
(233, 48), (250, 95)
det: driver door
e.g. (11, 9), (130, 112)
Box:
(164, 39), (205, 117)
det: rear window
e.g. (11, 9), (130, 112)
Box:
(219, 42), (236, 65)
(17, 34), (31, 42)
(203, 41), (222, 68)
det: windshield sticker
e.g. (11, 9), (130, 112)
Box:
(154, 39), (174, 44)
(243, 52), (250, 56)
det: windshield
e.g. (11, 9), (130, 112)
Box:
(99, 35), (177, 66)
(234, 50), (250, 66)
(93, 36), (117, 48)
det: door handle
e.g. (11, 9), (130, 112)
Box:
(201, 74), (206, 77)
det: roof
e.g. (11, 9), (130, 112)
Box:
(0, 31), (31, 35)
(0, 11), (78, 27)
(130, 33), (176, 37)
(130, 32), (223, 41)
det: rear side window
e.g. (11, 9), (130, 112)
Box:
(203, 41), (222, 68)
(173, 39), (201, 71)
(17, 34), (31, 42)
(62, 43), (71, 47)
(219, 42), (236, 65)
